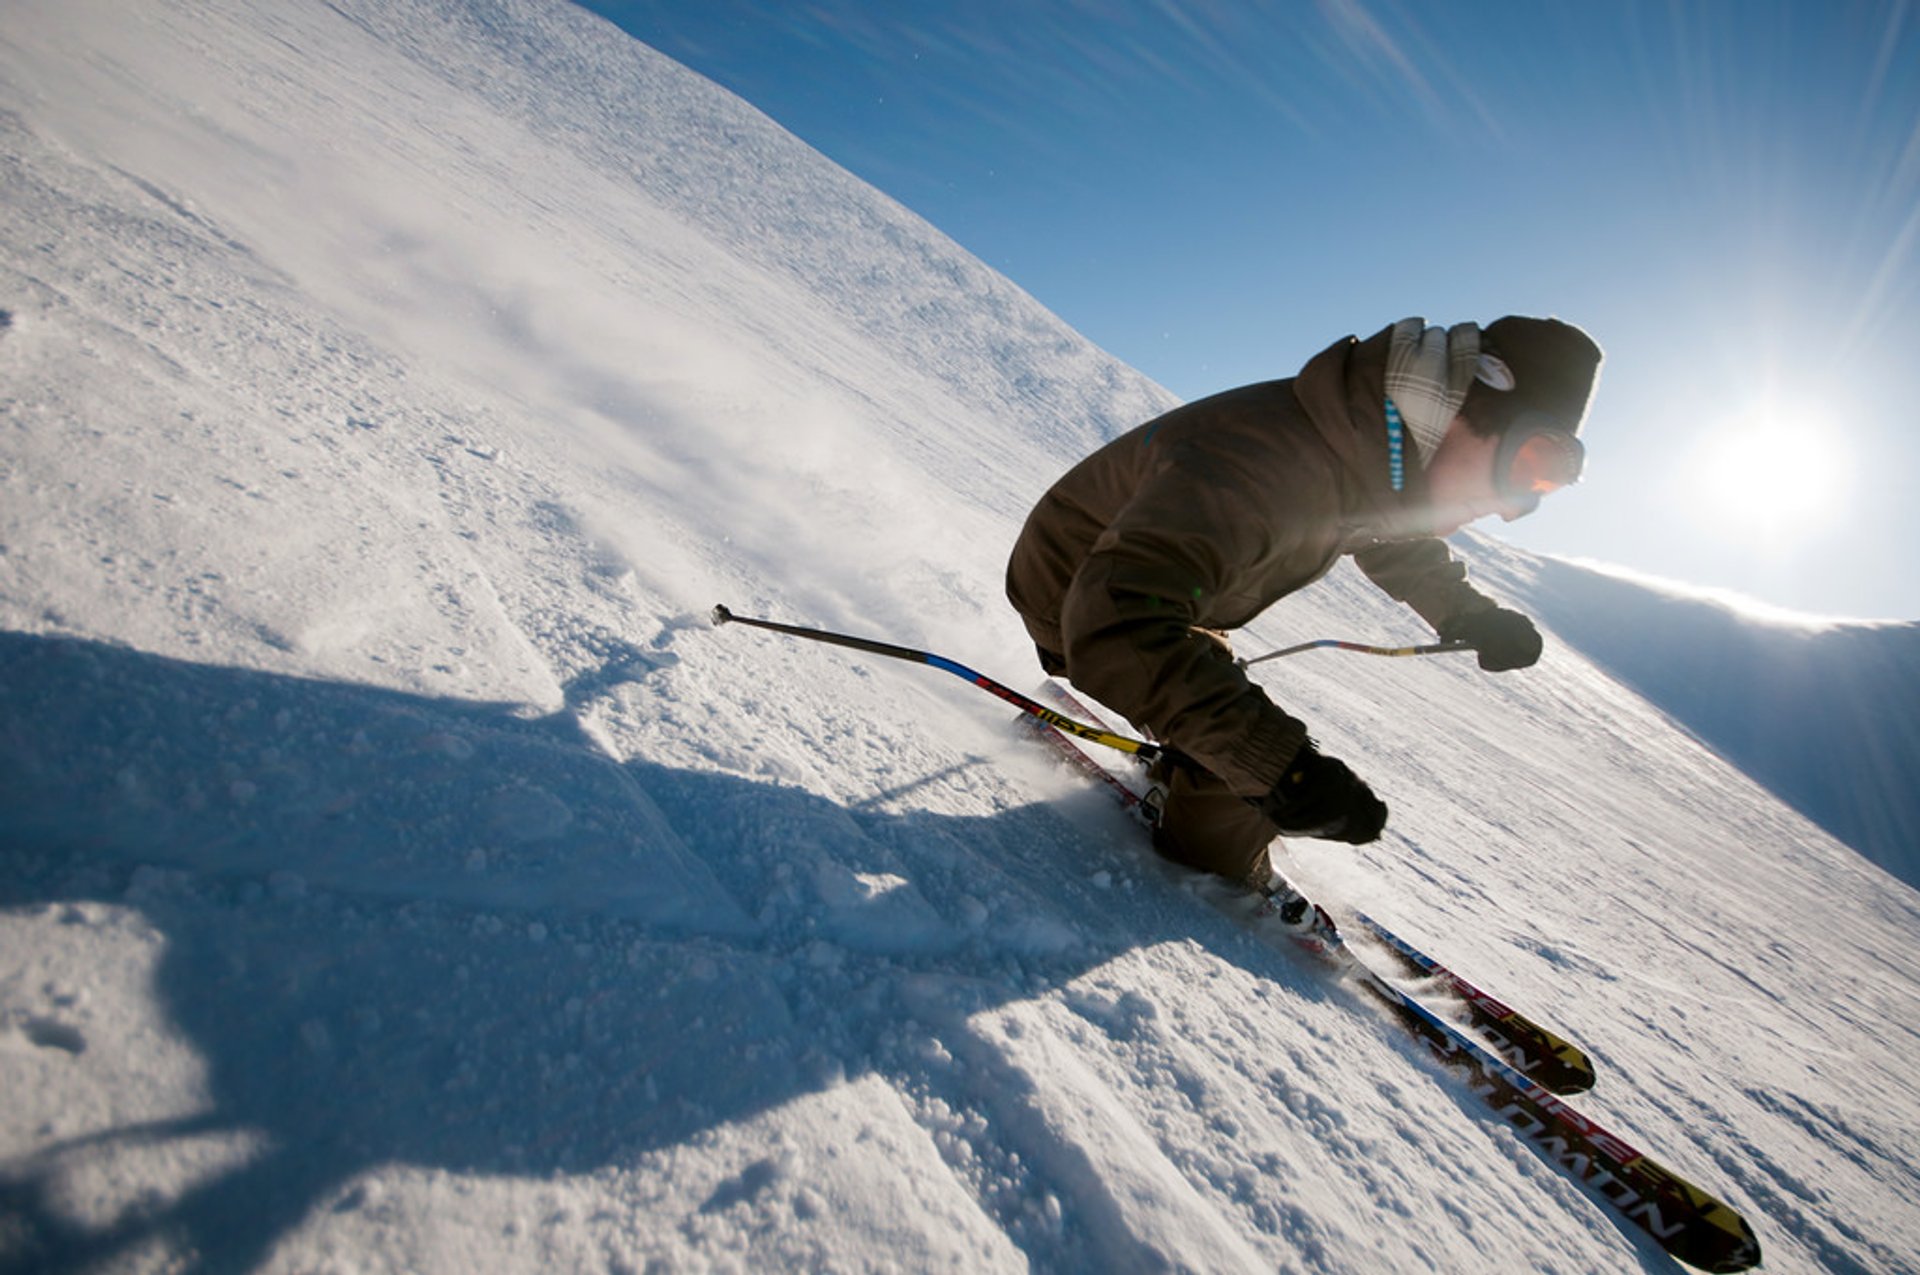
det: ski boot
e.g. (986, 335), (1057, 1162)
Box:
(1255, 881), (1345, 956)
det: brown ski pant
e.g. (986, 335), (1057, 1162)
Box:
(1029, 634), (1280, 892)
(1147, 754), (1280, 891)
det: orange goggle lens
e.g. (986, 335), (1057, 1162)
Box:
(1497, 430), (1585, 505)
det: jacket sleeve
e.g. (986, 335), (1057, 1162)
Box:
(1351, 537), (1497, 632)
(1056, 445), (1312, 796)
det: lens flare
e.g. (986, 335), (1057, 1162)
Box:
(1694, 412), (1846, 536)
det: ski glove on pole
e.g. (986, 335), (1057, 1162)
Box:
(1439, 606), (1543, 672)
(1257, 741), (1388, 844)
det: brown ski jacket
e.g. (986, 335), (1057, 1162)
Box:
(1006, 326), (1503, 797)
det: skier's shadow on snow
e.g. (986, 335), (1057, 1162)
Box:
(0, 628), (1329, 1274)
(0, 630), (1680, 1275)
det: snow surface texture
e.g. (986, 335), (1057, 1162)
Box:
(2, 1), (1917, 1272)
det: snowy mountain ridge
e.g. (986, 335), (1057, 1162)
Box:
(1472, 542), (1920, 891)
(3, 1), (1918, 1272)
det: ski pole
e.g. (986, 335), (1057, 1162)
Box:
(710, 605), (1165, 761)
(1238, 638), (1473, 668)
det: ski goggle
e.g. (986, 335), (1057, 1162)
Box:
(1494, 425), (1585, 513)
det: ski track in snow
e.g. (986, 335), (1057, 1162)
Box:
(3, 1), (1919, 1272)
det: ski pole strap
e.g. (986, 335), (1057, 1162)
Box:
(1239, 638), (1473, 668)
(710, 605), (1165, 761)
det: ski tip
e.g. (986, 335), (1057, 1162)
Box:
(1556, 1048), (1598, 1094)
(1679, 1207), (1763, 1273)
(1547, 1061), (1597, 1095)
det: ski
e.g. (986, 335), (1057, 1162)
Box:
(1021, 682), (1759, 1272)
(1342, 948), (1761, 1272)
(1246, 886), (1758, 1270)
(1351, 910), (1596, 1094)
(1026, 678), (1594, 1093)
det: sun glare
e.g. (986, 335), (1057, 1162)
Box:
(1692, 408), (1846, 537)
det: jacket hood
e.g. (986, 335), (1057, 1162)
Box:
(1293, 326), (1433, 531)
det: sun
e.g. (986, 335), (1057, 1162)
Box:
(1691, 407), (1847, 537)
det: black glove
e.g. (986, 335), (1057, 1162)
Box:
(1440, 607), (1543, 672)
(1256, 741), (1388, 844)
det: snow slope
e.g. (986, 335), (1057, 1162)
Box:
(1468, 545), (1920, 892)
(3, 1), (1918, 1272)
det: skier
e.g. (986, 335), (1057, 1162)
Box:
(1006, 316), (1602, 890)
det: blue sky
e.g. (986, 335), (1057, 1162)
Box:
(577, 1), (1919, 621)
